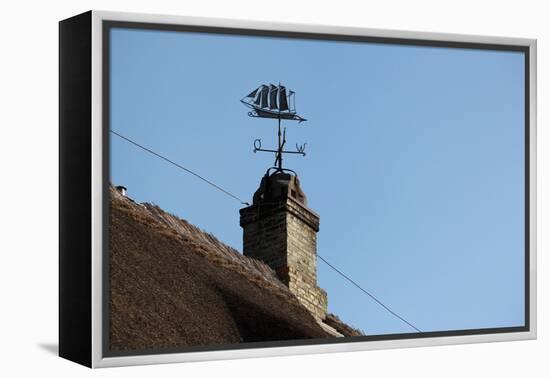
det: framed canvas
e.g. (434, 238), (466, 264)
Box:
(59, 10), (537, 368)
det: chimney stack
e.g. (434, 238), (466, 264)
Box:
(240, 172), (327, 321)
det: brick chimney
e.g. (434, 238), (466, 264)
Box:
(240, 172), (328, 321)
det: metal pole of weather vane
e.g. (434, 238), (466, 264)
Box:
(240, 83), (308, 175)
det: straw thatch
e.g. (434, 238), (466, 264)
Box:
(109, 186), (358, 353)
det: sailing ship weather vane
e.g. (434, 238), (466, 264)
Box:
(240, 83), (308, 174)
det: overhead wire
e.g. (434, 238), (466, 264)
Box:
(110, 130), (250, 206)
(317, 255), (421, 332)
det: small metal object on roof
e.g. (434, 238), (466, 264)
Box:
(115, 185), (127, 196)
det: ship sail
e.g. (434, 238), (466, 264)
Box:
(269, 84), (278, 110)
(260, 85), (269, 108)
(289, 90), (295, 111)
(278, 85), (289, 111)
(246, 88), (258, 98)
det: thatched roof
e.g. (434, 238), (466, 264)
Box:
(109, 186), (359, 353)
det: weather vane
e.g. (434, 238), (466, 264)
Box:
(241, 83), (308, 174)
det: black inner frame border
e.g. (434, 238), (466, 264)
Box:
(102, 20), (531, 358)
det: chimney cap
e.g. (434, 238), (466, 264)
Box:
(252, 172), (307, 206)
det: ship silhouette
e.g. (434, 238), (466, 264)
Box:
(240, 84), (307, 123)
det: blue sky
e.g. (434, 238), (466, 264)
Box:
(109, 27), (525, 335)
